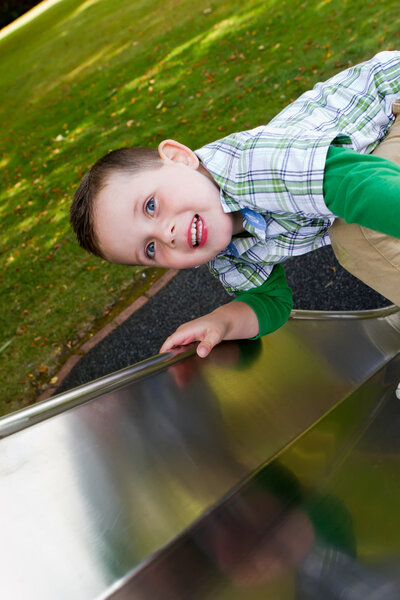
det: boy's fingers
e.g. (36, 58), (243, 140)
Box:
(197, 344), (210, 358)
(160, 338), (180, 353)
(160, 331), (194, 353)
(197, 329), (222, 357)
(160, 318), (224, 356)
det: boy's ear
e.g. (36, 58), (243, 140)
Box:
(158, 139), (199, 169)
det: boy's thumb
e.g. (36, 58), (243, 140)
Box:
(197, 344), (209, 358)
(197, 334), (217, 357)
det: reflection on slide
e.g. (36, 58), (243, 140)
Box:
(1, 311), (400, 599)
(116, 356), (400, 599)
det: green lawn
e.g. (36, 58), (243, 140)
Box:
(0, 0), (398, 415)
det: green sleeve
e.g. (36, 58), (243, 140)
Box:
(324, 144), (400, 238)
(232, 263), (293, 338)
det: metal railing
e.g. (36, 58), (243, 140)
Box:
(290, 304), (399, 320)
(0, 347), (196, 439)
(1, 305), (399, 439)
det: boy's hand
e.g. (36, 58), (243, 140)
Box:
(160, 301), (259, 358)
(160, 312), (229, 358)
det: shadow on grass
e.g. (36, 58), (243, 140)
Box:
(0, 0), (399, 408)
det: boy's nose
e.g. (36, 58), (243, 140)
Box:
(160, 224), (175, 246)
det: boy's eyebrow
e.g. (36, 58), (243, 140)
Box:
(132, 192), (140, 219)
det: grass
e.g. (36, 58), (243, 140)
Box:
(0, 0), (399, 415)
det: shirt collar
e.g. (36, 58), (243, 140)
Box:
(223, 207), (267, 258)
(194, 150), (267, 257)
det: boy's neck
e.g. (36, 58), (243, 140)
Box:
(198, 162), (244, 236)
(231, 210), (244, 236)
(198, 162), (215, 181)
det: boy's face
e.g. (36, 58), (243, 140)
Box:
(94, 140), (239, 269)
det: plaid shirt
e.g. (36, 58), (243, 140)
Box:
(195, 51), (400, 294)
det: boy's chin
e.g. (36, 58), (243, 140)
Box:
(188, 253), (216, 268)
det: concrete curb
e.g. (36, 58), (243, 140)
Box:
(37, 269), (178, 401)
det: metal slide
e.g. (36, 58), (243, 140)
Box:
(1, 307), (400, 599)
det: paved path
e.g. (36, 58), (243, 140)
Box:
(56, 246), (390, 394)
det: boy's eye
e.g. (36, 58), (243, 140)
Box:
(145, 241), (155, 259)
(145, 197), (155, 215)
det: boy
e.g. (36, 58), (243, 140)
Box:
(70, 51), (400, 358)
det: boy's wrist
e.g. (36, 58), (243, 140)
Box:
(212, 301), (259, 341)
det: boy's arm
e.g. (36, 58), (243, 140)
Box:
(160, 264), (293, 357)
(324, 145), (400, 238)
(160, 301), (259, 358)
(232, 263), (293, 337)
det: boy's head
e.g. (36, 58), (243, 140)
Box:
(70, 146), (163, 258)
(70, 140), (240, 269)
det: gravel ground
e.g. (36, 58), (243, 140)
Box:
(57, 245), (391, 393)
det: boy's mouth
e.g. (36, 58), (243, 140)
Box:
(188, 214), (207, 249)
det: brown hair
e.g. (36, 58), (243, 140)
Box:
(70, 146), (163, 257)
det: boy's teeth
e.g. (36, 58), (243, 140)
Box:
(191, 217), (197, 245)
(191, 215), (202, 247)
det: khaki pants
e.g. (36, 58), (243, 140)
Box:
(329, 100), (400, 306)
